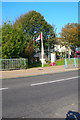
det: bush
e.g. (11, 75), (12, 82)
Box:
(28, 61), (41, 68)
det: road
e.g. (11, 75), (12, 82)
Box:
(2, 70), (79, 118)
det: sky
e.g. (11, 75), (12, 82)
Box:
(2, 2), (78, 36)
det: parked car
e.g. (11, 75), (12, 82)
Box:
(74, 51), (80, 58)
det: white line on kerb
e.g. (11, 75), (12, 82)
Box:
(0, 88), (8, 91)
(30, 76), (80, 86)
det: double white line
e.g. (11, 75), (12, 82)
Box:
(31, 76), (80, 86)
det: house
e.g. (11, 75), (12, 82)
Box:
(33, 44), (72, 62)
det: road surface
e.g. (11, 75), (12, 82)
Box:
(2, 70), (79, 118)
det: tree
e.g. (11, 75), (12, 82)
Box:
(59, 23), (79, 58)
(2, 11), (56, 61)
(0, 27), (1, 59)
(2, 22), (15, 59)
(2, 21), (22, 58)
(2, 21), (29, 58)
(13, 10), (56, 59)
(25, 42), (35, 64)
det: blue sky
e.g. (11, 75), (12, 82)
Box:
(2, 2), (78, 36)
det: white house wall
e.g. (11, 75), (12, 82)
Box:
(54, 45), (72, 53)
(34, 45), (72, 60)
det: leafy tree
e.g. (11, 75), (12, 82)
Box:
(25, 42), (35, 64)
(2, 11), (56, 62)
(13, 10), (56, 59)
(59, 23), (79, 58)
(2, 22), (14, 58)
(78, 24), (80, 47)
(2, 21), (28, 58)
(0, 27), (2, 58)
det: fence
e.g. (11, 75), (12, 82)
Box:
(65, 58), (78, 69)
(0, 58), (28, 70)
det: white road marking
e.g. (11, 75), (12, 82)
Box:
(0, 88), (8, 91)
(30, 76), (80, 86)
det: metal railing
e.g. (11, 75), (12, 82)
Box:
(0, 58), (28, 70)
(65, 58), (78, 69)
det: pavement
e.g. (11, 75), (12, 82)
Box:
(2, 65), (78, 79)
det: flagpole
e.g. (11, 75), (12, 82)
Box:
(41, 32), (44, 67)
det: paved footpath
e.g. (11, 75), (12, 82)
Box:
(1, 65), (78, 79)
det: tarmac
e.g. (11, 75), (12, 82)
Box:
(1, 65), (78, 79)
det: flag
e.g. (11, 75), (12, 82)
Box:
(34, 33), (41, 42)
(33, 32), (44, 67)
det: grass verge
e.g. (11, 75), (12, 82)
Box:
(29, 59), (65, 68)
